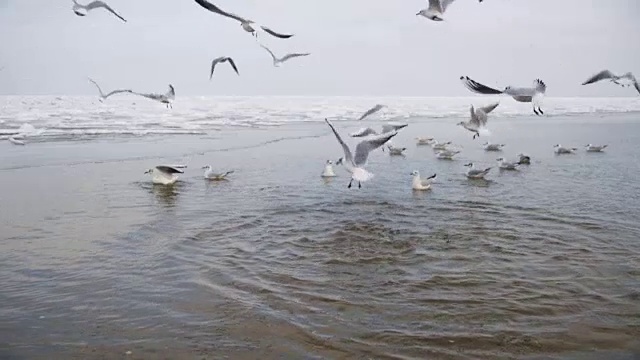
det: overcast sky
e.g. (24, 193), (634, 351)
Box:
(0, 0), (639, 96)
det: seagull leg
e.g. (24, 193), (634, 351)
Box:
(348, 179), (352, 188)
(533, 108), (540, 116)
(538, 108), (544, 115)
(358, 182), (362, 189)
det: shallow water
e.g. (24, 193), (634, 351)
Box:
(1, 97), (640, 359)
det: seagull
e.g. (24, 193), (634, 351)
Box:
(260, 44), (310, 67)
(193, 0), (293, 39)
(8, 137), (25, 146)
(460, 76), (547, 116)
(416, 137), (434, 146)
(87, 78), (131, 102)
(357, 104), (386, 121)
(387, 145), (407, 156)
(321, 160), (337, 178)
(585, 144), (608, 152)
(209, 57), (239, 80)
(325, 118), (397, 189)
(497, 157), (519, 170)
(436, 149), (460, 160)
(464, 163), (491, 179)
(129, 84), (175, 109)
(417, 0), (457, 21)
(582, 70), (639, 95)
(350, 123), (408, 137)
(202, 165), (234, 180)
(457, 102), (499, 139)
(411, 171), (437, 191)
(432, 140), (452, 151)
(483, 142), (505, 151)
(72, 0), (126, 22)
(144, 165), (183, 185)
(517, 153), (531, 164)
(554, 144), (577, 154)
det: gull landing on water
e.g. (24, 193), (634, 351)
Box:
(411, 171), (437, 191)
(202, 165), (234, 180)
(193, 0), (293, 39)
(457, 102), (499, 139)
(582, 70), (639, 95)
(72, 0), (126, 22)
(460, 76), (546, 116)
(130, 84), (175, 109)
(88, 78), (131, 102)
(260, 44), (310, 67)
(209, 57), (239, 80)
(325, 118), (397, 189)
(145, 166), (184, 185)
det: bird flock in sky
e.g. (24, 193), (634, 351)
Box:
(4, 0), (637, 189)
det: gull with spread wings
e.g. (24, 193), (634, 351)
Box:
(260, 44), (310, 67)
(87, 78), (131, 102)
(129, 84), (175, 109)
(209, 57), (239, 80)
(72, 0), (126, 22)
(582, 70), (639, 95)
(416, 0), (458, 21)
(457, 102), (499, 139)
(460, 76), (547, 116)
(193, 0), (293, 39)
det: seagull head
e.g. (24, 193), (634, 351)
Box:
(410, 170), (419, 176)
(496, 157), (504, 162)
(144, 169), (153, 174)
(456, 121), (465, 126)
(585, 144), (592, 147)
(554, 144), (560, 148)
(416, 10), (425, 16)
(326, 160), (333, 165)
(336, 157), (344, 165)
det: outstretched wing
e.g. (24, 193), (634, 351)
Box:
(354, 131), (397, 166)
(358, 104), (384, 121)
(104, 89), (132, 99)
(479, 102), (500, 115)
(634, 79), (640, 95)
(441, 0), (457, 12)
(165, 85), (175, 99)
(533, 79), (546, 94)
(88, 1), (127, 22)
(582, 70), (615, 85)
(460, 76), (503, 95)
(260, 26), (294, 39)
(156, 165), (184, 174)
(381, 123), (407, 133)
(209, 57), (224, 79)
(193, 0), (248, 23)
(280, 53), (310, 62)
(226, 58), (240, 75)
(325, 119), (354, 166)
(427, 0), (443, 13)
(260, 44), (278, 62)
(87, 78), (105, 97)
(350, 127), (378, 138)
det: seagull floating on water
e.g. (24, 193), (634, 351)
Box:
(431, 140), (452, 151)
(260, 44), (310, 67)
(411, 171), (437, 191)
(202, 165), (234, 180)
(416, 137), (434, 146)
(582, 70), (639, 95)
(193, 0), (293, 39)
(460, 76), (546, 116)
(483, 142), (505, 151)
(145, 165), (183, 185)
(325, 118), (397, 189)
(72, 0), (126, 22)
(87, 78), (131, 102)
(457, 102), (499, 139)
(357, 104), (386, 121)
(585, 144), (608, 152)
(209, 57), (239, 80)
(130, 84), (175, 109)
(464, 163), (491, 179)
(554, 144), (577, 154)
(436, 149), (460, 160)
(497, 157), (519, 170)
(387, 145), (407, 156)
(517, 153), (531, 164)
(417, 0), (458, 21)
(321, 160), (337, 178)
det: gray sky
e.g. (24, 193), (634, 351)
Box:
(0, 0), (639, 96)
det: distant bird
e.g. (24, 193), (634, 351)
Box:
(87, 78), (131, 102)
(582, 70), (639, 95)
(483, 142), (505, 151)
(8, 137), (25, 146)
(457, 102), (499, 139)
(72, 0), (126, 22)
(585, 144), (608, 152)
(417, 0), (457, 21)
(145, 165), (183, 185)
(321, 160), (337, 178)
(260, 44), (310, 67)
(464, 163), (491, 179)
(209, 57), (239, 80)
(387, 145), (407, 156)
(411, 171), (437, 191)
(350, 123), (407, 137)
(496, 157), (519, 170)
(517, 153), (531, 164)
(416, 137), (434, 146)
(436, 149), (460, 160)
(325, 118), (397, 189)
(193, 0), (293, 39)
(554, 144), (577, 154)
(130, 84), (175, 109)
(460, 76), (546, 115)
(202, 165), (234, 180)
(357, 104), (385, 121)
(431, 140), (452, 151)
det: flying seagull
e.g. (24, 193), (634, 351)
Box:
(350, 123), (408, 137)
(358, 104), (385, 121)
(417, 0), (458, 21)
(457, 102), (499, 139)
(209, 57), (239, 80)
(72, 0), (126, 22)
(325, 118), (397, 189)
(129, 84), (175, 109)
(144, 165), (184, 185)
(582, 70), (639, 95)
(87, 78), (131, 102)
(260, 44), (310, 67)
(193, 0), (293, 39)
(460, 76), (547, 116)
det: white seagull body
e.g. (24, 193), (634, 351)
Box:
(202, 165), (234, 180)
(321, 160), (337, 178)
(357, 104), (386, 121)
(130, 84), (175, 109)
(464, 163), (491, 179)
(460, 76), (547, 115)
(260, 44), (310, 67)
(210, 57), (239, 79)
(432, 140), (452, 151)
(72, 0), (127, 22)
(582, 70), (639, 95)
(417, 0), (457, 21)
(387, 145), (407, 156)
(325, 118), (397, 189)
(145, 165), (183, 185)
(88, 78), (131, 102)
(585, 144), (608, 152)
(436, 149), (460, 160)
(497, 157), (519, 170)
(554, 144), (577, 154)
(193, 0), (293, 39)
(457, 102), (499, 139)
(416, 137), (434, 146)
(483, 142), (505, 151)
(411, 171), (437, 191)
